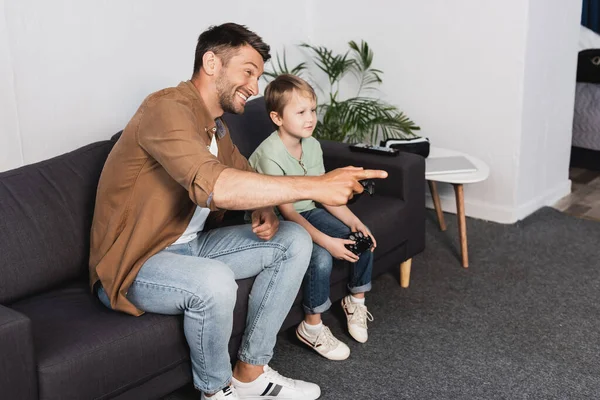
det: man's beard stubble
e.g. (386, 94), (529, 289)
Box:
(215, 74), (244, 115)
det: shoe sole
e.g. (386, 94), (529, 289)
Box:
(295, 328), (350, 361)
(236, 394), (320, 400)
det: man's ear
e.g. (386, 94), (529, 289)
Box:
(270, 111), (283, 127)
(202, 51), (217, 76)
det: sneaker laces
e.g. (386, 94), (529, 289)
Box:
(313, 326), (340, 350)
(263, 365), (296, 388)
(345, 301), (374, 329)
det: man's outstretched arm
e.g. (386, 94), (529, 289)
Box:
(212, 166), (387, 210)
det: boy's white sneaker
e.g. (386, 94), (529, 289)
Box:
(341, 295), (374, 343)
(296, 322), (350, 360)
(232, 365), (320, 399)
(200, 385), (239, 400)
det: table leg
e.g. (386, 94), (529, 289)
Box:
(453, 184), (468, 268)
(428, 180), (446, 231)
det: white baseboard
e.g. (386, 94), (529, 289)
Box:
(514, 180), (572, 221)
(425, 180), (572, 224)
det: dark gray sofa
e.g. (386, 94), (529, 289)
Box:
(0, 97), (425, 400)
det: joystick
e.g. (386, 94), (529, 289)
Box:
(347, 179), (375, 205)
(344, 231), (374, 256)
(360, 179), (375, 196)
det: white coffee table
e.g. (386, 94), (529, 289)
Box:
(426, 146), (489, 268)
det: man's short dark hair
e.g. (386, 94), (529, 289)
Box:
(192, 23), (271, 77)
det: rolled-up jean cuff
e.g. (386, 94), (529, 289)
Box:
(348, 282), (372, 294)
(195, 375), (232, 396)
(237, 354), (272, 366)
(303, 297), (332, 315)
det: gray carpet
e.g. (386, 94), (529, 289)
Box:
(167, 207), (600, 399)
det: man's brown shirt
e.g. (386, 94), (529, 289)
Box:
(89, 81), (253, 315)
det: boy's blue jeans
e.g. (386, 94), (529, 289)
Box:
(97, 221), (312, 395)
(300, 208), (373, 315)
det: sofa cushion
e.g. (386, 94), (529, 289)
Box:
(10, 281), (190, 400)
(222, 97), (274, 159)
(0, 141), (114, 304)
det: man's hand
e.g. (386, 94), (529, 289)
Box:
(314, 167), (388, 206)
(251, 207), (279, 241)
(349, 219), (377, 252)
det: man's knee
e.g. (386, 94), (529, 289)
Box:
(276, 221), (313, 253)
(188, 265), (238, 311)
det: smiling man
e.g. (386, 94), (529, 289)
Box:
(89, 23), (387, 400)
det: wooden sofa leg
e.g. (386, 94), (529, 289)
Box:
(400, 258), (412, 288)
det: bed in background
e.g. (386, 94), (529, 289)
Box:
(571, 27), (600, 171)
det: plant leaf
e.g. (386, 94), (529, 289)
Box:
(262, 49), (307, 82)
(300, 43), (355, 85)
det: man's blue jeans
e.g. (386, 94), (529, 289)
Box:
(98, 221), (312, 395)
(299, 208), (373, 314)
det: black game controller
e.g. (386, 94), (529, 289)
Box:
(360, 179), (375, 196)
(344, 231), (374, 256)
(347, 179), (375, 205)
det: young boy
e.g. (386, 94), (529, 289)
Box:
(249, 74), (376, 361)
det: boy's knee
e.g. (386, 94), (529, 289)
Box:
(311, 246), (333, 274)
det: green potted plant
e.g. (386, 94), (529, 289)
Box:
(263, 40), (420, 145)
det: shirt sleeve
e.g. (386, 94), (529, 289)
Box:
(254, 157), (285, 176)
(136, 98), (228, 210)
(229, 143), (255, 173)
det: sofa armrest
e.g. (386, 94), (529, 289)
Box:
(320, 140), (426, 259)
(320, 140), (425, 201)
(0, 305), (37, 399)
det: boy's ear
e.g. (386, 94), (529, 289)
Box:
(269, 111), (283, 127)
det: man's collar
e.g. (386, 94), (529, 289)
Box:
(181, 80), (226, 139)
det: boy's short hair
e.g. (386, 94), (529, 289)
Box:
(264, 74), (317, 116)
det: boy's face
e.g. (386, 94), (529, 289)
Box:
(272, 90), (317, 140)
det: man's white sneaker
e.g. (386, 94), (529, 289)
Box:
(341, 295), (374, 343)
(200, 385), (239, 400)
(296, 322), (351, 360)
(232, 365), (321, 399)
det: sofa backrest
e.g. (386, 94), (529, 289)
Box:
(0, 140), (114, 304)
(0, 97), (269, 304)
(222, 96), (274, 158)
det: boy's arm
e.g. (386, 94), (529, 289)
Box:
(318, 142), (376, 249)
(322, 205), (359, 228)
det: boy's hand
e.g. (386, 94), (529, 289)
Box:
(323, 236), (360, 263)
(350, 219), (377, 252)
(251, 207), (279, 241)
(314, 167), (387, 206)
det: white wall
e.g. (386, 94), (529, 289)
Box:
(310, 0), (529, 222)
(515, 0), (580, 220)
(0, 0), (581, 223)
(0, 0), (23, 171)
(309, 0), (580, 223)
(1, 0), (311, 167)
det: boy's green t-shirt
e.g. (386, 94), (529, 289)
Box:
(249, 131), (326, 214)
